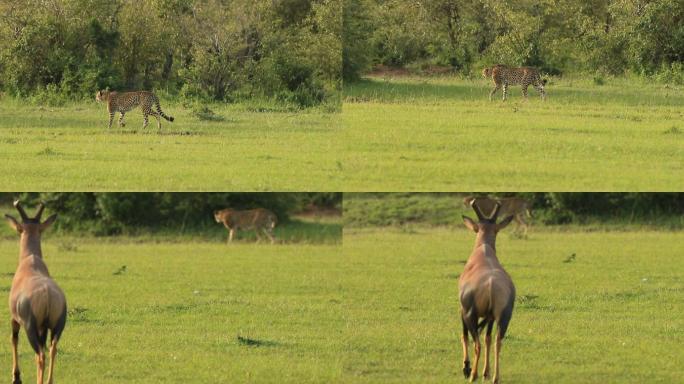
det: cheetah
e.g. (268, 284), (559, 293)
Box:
(95, 90), (174, 130)
(463, 196), (533, 236)
(482, 65), (546, 101)
(214, 208), (278, 244)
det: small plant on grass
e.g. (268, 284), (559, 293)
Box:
(191, 105), (224, 121)
(663, 126), (681, 135)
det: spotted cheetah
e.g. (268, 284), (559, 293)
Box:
(482, 65), (546, 101)
(95, 90), (174, 130)
(214, 208), (278, 244)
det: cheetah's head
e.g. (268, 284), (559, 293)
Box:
(95, 90), (109, 102)
(481, 68), (491, 78)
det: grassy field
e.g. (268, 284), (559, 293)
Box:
(342, 228), (683, 383)
(0, 100), (341, 191)
(343, 76), (683, 191)
(0, 238), (344, 383)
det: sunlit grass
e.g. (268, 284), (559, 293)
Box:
(0, 100), (341, 191)
(342, 76), (683, 191)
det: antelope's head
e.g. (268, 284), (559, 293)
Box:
(462, 201), (513, 245)
(5, 200), (57, 239)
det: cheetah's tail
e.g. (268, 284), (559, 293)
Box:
(155, 101), (175, 122)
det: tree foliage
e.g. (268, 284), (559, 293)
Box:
(0, 0), (341, 106)
(343, 0), (684, 80)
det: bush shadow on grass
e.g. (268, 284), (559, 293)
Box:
(344, 77), (684, 106)
(237, 335), (280, 347)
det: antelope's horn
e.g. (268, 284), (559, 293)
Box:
(490, 202), (502, 221)
(470, 199), (486, 221)
(13, 200), (29, 220)
(35, 202), (46, 220)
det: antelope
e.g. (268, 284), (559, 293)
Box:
(459, 201), (515, 384)
(463, 196), (533, 236)
(5, 201), (66, 384)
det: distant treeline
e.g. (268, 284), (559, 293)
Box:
(344, 193), (684, 228)
(344, 0), (684, 82)
(0, 0), (340, 107)
(0, 193), (341, 235)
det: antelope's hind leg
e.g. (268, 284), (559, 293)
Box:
(46, 338), (57, 384)
(460, 317), (471, 378)
(11, 319), (21, 384)
(482, 320), (494, 379)
(462, 311), (481, 382)
(36, 347), (45, 384)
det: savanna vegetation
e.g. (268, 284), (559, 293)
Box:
(344, 0), (684, 82)
(0, 0), (342, 191)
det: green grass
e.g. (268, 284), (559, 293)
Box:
(0, 238), (344, 383)
(343, 76), (683, 190)
(0, 100), (341, 191)
(342, 228), (683, 383)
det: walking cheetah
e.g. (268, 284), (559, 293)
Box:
(95, 90), (174, 130)
(482, 65), (546, 101)
(214, 208), (278, 244)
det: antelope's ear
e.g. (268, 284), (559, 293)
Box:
(462, 215), (478, 233)
(497, 215), (514, 231)
(5, 215), (22, 233)
(40, 214), (57, 231)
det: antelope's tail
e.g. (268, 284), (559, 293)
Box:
(24, 313), (46, 354)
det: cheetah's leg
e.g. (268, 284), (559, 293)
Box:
(143, 112), (149, 129)
(522, 84), (529, 100)
(108, 112), (114, 129)
(151, 112), (162, 131)
(263, 227), (276, 244)
(502, 83), (508, 101)
(489, 84), (500, 101)
(534, 83), (546, 101)
(118, 112), (126, 127)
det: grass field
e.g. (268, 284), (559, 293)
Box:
(343, 76), (683, 191)
(0, 100), (341, 191)
(342, 228), (683, 383)
(0, 238), (344, 383)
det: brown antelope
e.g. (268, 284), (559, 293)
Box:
(459, 201), (515, 384)
(463, 196), (533, 236)
(214, 208), (278, 244)
(5, 201), (66, 384)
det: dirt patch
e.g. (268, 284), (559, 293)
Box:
(293, 204), (341, 219)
